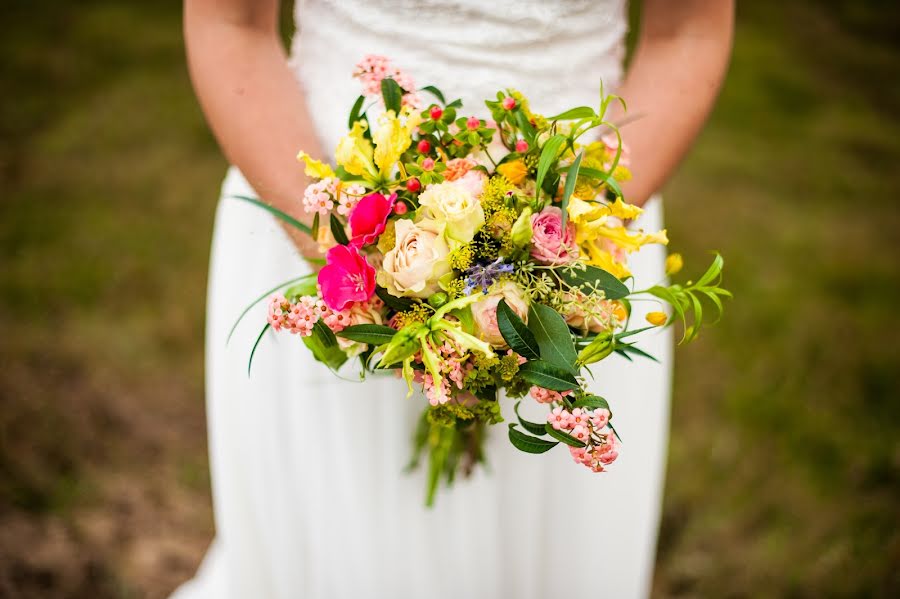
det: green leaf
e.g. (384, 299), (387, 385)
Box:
(615, 342), (659, 363)
(544, 423), (586, 448)
(229, 195), (311, 235)
(535, 134), (567, 202)
(514, 109), (536, 143)
(376, 286), (414, 312)
(337, 324), (398, 345)
(311, 211), (320, 240)
(420, 85), (446, 104)
(574, 165), (624, 198)
(348, 94), (366, 129)
(514, 402), (548, 436)
(302, 321), (348, 370)
(247, 323), (270, 376)
(572, 395), (610, 411)
(518, 360), (579, 391)
(558, 265), (630, 300)
(227, 274), (314, 344)
(381, 77), (403, 113)
(508, 424), (559, 454)
(329, 213), (350, 245)
(560, 150), (583, 229)
(497, 299), (540, 360)
(527, 303), (578, 373)
(546, 106), (596, 120)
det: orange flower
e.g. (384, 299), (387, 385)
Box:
(496, 159), (528, 185)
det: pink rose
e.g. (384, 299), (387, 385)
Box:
(470, 282), (529, 348)
(349, 192), (395, 247)
(317, 245), (376, 311)
(454, 170), (487, 199)
(529, 206), (579, 265)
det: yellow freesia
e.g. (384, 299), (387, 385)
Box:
(335, 109), (420, 179)
(373, 109), (419, 174)
(583, 242), (631, 278)
(593, 225), (669, 253)
(335, 120), (375, 177)
(296, 151), (336, 179)
(665, 253), (684, 275)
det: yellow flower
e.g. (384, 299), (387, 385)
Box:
(583, 242), (631, 278)
(373, 109), (419, 174)
(646, 311), (668, 326)
(335, 108), (420, 179)
(335, 120), (375, 177)
(665, 253), (684, 275)
(592, 225), (669, 253)
(296, 151), (336, 179)
(496, 160), (528, 185)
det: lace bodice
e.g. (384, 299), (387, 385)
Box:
(290, 0), (628, 155)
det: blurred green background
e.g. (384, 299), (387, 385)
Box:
(1, 1), (898, 597)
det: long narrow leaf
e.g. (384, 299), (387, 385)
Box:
(515, 402), (549, 436)
(527, 303), (578, 374)
(535, 134), (567, 202)
(230, 195), (311, 235)
(560, 150), (583, 229)
(227, 274), (314, 344)
(508, 424), (558, 454)
(497, 299), (540, 360)
(247, 323), (270, 377)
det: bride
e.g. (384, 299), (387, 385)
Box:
(174, 1), (732, 597)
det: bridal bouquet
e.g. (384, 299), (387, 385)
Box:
(234, 55), (729, 505)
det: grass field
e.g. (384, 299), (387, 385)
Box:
(1, 1), (898, 597)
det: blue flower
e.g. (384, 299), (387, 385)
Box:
(463, 258), (514, 295)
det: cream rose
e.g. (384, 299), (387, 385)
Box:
(471, 281), (530, 348)
(377, 219), (451, 298)
(417, 181), (485, 243)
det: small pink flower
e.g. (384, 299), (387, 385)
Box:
(443, 158), (476, 182)
(348, 192), (395, 247)
(547, 407), (572, 431)
(529, 206), (579, 265)
(590, 408), (610, 429)
(530, 386), (562, 405)
(571, 425), (590, 443)
(317, 245), (376, 311)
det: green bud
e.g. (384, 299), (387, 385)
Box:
(510, 206), (534, 247)
(577, 332), (614, 365)
(427, 292), (449, 309)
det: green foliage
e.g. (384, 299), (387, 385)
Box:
(336, 324), (398, 345)
(527, 303), (578, 373)
(557, 263), (630, 299)
(380, 77), (402, 113)
(229, 195), (311, 235)
(496, 299), (540, 360)
(507, 424), (558, 454)
(518, 360), (579, 391)
(302, 321), (348, 371)
(642, 253), (731, 343)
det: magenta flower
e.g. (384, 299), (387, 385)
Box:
(348, 192), (396, 247)
(317, 245), (376, 311)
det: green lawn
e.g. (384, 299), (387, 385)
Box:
(1, 1), (897, 597)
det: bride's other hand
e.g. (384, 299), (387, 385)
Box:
(184, 0), (322, 259)
(615, 0), (735, 207)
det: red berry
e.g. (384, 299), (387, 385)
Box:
(430, 106), (443, 120)
(502, 96), (517, 110)
(393, 201), (409, 215)
(406, 178), (422, 192)
(421, 158), (435, 171)
(515, 139), (529, 153)
(466, 116), (480, 130)
(417, 139), (431, 154)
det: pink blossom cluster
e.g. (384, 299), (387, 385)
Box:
(417, 341), (473, 406)
(267, 293), (326, 337)
(353, 54), (421, 109)
(267, 293), (383, 338)
(546, 406), (619, 472)
(529, 386), (572, 405)
(302, 178), (366, 216)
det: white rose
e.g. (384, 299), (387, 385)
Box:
(377, 219), (451, 298)
(470, 281), (530, 348)
(417, 181), (485, 243)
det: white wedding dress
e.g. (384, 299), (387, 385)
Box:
(173, 1), (672, 598)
